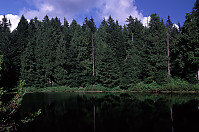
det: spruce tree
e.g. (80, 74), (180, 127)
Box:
(180, 0), (199, 82)
(68, 24), (93, 87)
(120, 16), (145, 88)
(20, 19), (37, 87)
(0, 16), (15, 88)
(143, 14), (167, 84)
(34, 17), (47, 87)
(169, 22), (182, 79)
(69, 19), (78, 38)
(12, 15), (29, 73)
(21, 42), (36, 87)
(95, 18), (120, 88)
(54, 35), (68, 86)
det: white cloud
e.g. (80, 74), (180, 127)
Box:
(97, 0), (143, 25)
(142, 16), (151, 27)
(1, 0), (145, 30)
(0, 14), (20, 32)
(173, 24), (179, 30)
(20, 0), (98, 23)
(20, 0), (144, 25)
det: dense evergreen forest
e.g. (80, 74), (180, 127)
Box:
(0, 1), (199, 90)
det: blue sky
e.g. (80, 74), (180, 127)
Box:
(135, 0), (196, 25)
(0, 0), (196, 31)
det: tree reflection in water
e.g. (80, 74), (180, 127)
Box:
(17, 93), (199, 132)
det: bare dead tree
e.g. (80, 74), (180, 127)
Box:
(166, 22), (171, 79)
(92, 33), (95, 77)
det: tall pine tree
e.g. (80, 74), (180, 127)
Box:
(143, 14), (167, 84)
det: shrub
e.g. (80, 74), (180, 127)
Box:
(0, 81), (41, 131)
(165, 78), (191, 91)
(132, 81), (161, 91)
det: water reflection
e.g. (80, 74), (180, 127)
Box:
(17, 93), (199, 132)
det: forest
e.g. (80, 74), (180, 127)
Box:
(0, 0), (199, 90)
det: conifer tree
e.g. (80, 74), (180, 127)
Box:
(0, 16), (14, 88)
(44, 17), (62, 86)
(1, 4), (199, 89)
(5, 15), (29, 88)
(54, 35), (68, 86)
(95, 18), (120, 88)
(143, 14), (167, 84)
(120, 16), (145, 88)
(68, 24), (93, 87)
(69, 19), (78, 38)
(82, 17), (97, 85)
(20, 19), (37, 86)
(12, 15), (29, 70)
(180, 0), (199, 82)
(169, 21), (182, 79)
(62, 18), (71, 45)
(21, 42), (36, 86)
(33, 17), (47, 87)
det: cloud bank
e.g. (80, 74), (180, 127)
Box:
(21, 0), (144, 24)
(1, 0), (151, 31)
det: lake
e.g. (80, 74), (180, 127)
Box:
(16, 92), (199, 132)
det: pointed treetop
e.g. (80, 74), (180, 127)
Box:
(126, 15), (135, 23)
(17, 15), (28, 32)
(100, 18), (107, 27)
(82, 17), (96, 32)
(70, 19), (77, 27)
(107, 15), (114, 25)
(43, 15), (49, 22)
(64, 18), (69, 28)
(166, 16), (173, 30)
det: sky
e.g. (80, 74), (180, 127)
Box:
(0, 0), (196, 31)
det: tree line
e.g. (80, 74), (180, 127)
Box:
(0, 0), (199, 89)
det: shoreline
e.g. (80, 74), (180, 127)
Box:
(21, 90), (199, 94)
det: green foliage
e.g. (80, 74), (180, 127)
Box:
(143, 14), (167, 84)
(193, 83), (199, 91)
(0, 16), (16, 88)
(164, 78), (193, 91)
(132, 81), (162, 91)
(0, 55), (3, 72)
(120, 16), (145, 89)
(89, 84), (108, 91)
(0, 80), (41, 131)
(1, 54), (40, 129)
(21, 109), (41, 123)
(1, 0), (199, 91)
(171, 0), (199, 83)
(95, 17), (122, 88)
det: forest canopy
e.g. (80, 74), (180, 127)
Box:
(0, 0), (199, 90)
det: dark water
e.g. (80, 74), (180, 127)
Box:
(16, 92), (199, 132)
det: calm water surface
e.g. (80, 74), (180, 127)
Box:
(16, 92), (199, 132)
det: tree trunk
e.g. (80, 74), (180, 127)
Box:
(132, 32), (133, 42)
(198, 67), (199, 80)
(170, 106), (174, 132)
(167, 28), (171, 79)
(94, 105), (96, 132)
(92, 33), (95, 77)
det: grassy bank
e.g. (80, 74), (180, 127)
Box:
(24, 78), (199, 93)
